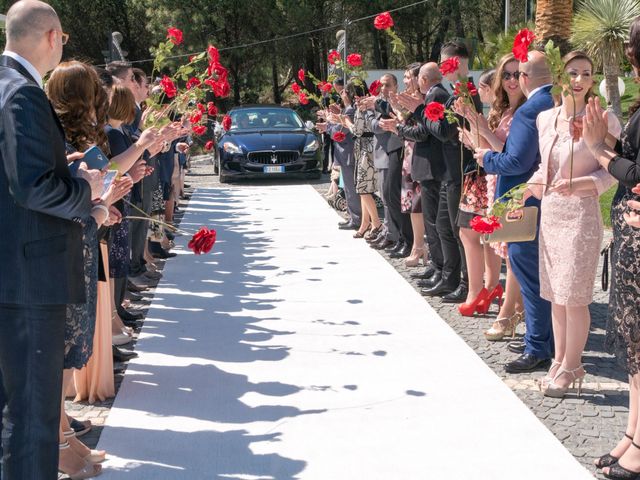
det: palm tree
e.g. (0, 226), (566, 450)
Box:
(571, 0), (640, 120)
(534, 0), (574, 54)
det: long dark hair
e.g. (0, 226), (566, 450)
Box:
(627, 16), (640, 115)
(47, 61), (110, 154)
(345, 79), (368, 105)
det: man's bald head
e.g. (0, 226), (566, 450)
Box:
(418, 62), (442, 94)
(518, 50), (552, 96)
(6, 0), (60, 44)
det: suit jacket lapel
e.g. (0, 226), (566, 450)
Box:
(0, 55), (39, 86)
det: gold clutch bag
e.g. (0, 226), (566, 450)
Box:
(484, 206), (539, 243)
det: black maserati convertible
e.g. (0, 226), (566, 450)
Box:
(214, 105), (323, 183)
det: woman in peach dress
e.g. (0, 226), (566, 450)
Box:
(528, 51), (621, 398)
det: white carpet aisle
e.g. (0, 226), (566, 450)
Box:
(98, 185), (592, 479)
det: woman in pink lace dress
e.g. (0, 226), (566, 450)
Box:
(459, 54), (526, 339)
(528, 51), (621, 398)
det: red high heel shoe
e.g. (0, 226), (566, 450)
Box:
(458, 288), (489, 317)
(477, 283), (504, 314)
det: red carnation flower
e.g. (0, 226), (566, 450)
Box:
(318, 81), (333, 94)
(332, 131), (346, 142)
(186, 77), (201, 90)
(188, 226), (217, 255)
(160, 75), (177, 98)
(298, 69), (305, 83)
(207, 102), (218, 116)
(192, 124), (207, 136)
(369, 79), (381, 96)
(328, 50), (341, 65)
(190, 110), (203, 124)
(374, 12), (394, 30)
(204, 140), (215, 151)
(166, 27), (183, 45)
(222, 114), (232, 131)
(424, 101), (445, 122)
(298, 92), (309, 105)
(513, 28), (535, 63)
(196, 103), (205, 113)
(346, 53), (362, 67)
(470, 215), (502, 235)
(291, 83), (301, 94)
(207, 45), (220, 64)
(439, 56), (460, 76)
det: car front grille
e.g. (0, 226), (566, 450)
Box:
(247, 151), (299, 165)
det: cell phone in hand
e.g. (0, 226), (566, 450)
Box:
(101, 170), (118, 197)
(68, 146), (110, 175)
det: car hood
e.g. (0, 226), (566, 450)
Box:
(223, 130), (313, 153)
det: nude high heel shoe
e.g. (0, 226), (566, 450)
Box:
(64, 430), (107, 463)
(542, 365), (586, 398)
(59, 442), (102, 479)
(404, 248), (425, 267)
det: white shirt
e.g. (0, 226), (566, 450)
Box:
(2, 50), (44, 88)
(527, 84), (552, 99)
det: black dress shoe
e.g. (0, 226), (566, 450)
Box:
(118, 309), (144, 321)
(417, 271), (442, 288)
(366, 231), (385, 244)
(421, 279), (456, 297)
(390, 244), (412, 258)
(372, 238), (394, 250)
(151, 248), (177, 259)
(442, 284), (468, 303)
(338, 222), (358, 230)
(127, 280), (148, 292)
(504, 353), (551, 373)
(410, 264), (437, 280)
(112, 345), (138, 362)
(384, 241), (400, 253)
(127, 291), (144, 302)
(507, 340), (526, 354)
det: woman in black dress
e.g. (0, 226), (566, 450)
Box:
(583, 17), (640, 479)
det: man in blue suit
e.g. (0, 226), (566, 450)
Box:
(475, 50), (555, 373)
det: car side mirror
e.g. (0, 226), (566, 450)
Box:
(305, 120), (314, 130)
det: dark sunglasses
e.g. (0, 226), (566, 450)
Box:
(502, 71), (526, 81)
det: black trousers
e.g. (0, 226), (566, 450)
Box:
(0, 303), (66, 480)
(322, 134), (332, 172)
(420, 179), (443, 270)
(114, 276), (128, 316)
(384, 149), (413, 246)
(129, 174), (154, 277)
(436, 181), (467, 287)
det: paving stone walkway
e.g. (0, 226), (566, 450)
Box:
(65, 156), (626, 479)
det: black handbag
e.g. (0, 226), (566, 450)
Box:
(601, 240), (612, 291)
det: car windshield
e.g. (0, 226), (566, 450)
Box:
(229, 108), (304, 130)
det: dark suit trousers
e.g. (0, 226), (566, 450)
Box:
(322, 135), (332, 172)
(129, 175), (154, 276)
(508, 214), (553, 358)
(420, 180), (442, 270)
(436, 182), (466, 286)
(384, 149), (413, 246)
(0, 303), (65, 480)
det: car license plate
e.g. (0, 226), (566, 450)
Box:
(263, 165), (285, 173)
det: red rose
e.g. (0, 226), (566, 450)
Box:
(424, 101), (445, 122)
(213, 79), (230, 98)
(207, 62), (227, 81)
(332, 131), (346, 142)
(318, 81), (333, 94)
(374, 12), (394, 30)
(439, 57), (460, 76)
(467, 81), (478, 97)
(192, 124), (207, 136)
(328, 50), (341, 65)
(196, 103), (205, 113)
(470, 215), (502, 235)
(186, 77), (201, 90)
(298, 92), (309, 105)
(160, 75), (177, 98)
(188, 227), (217, 255)
(204, 140), (215, 151)
(166, 27), (183, 45)
(207, 45), (220, 64)
(207, 102), (218, 116)
(291, 83), (301, 94)
(190, 110), (203, 124)
(513, 28), (535, 63)
(298, 69), (305, 83)
(346, 53), (362, 67)
(368, 79), (381, 96)
(222, 114), (232, 131)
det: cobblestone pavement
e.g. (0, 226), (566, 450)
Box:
(68, 155), (625, 478)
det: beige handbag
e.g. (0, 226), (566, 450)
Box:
(484, 206), (539, 243)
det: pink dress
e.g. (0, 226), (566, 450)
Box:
(486, 111), (513, 258)
(532, 107), (620, 306)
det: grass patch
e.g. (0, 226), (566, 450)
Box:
(600, 185), (617, 228)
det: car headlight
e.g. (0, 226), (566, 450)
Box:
(303, 138), (320, 153)
(223, 142), (242, 154)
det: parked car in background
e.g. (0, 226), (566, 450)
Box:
(214, 105), (322, 183)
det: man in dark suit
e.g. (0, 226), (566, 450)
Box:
(0, 2), (103, 478)
(476, 50), (555, 373)
(381, 63), (448, 287)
